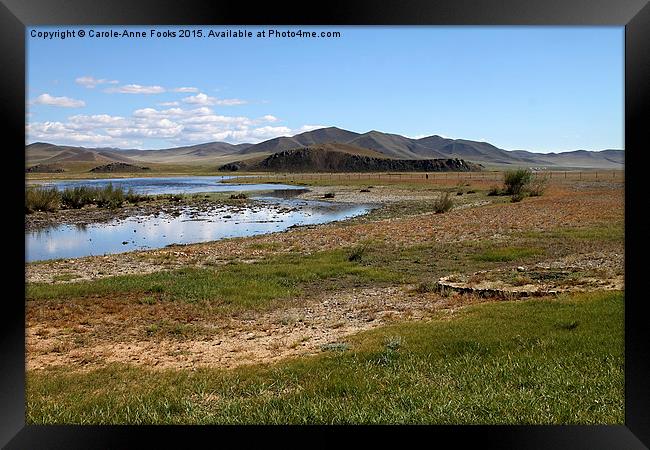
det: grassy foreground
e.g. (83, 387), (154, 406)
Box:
(27, 290), (623, 424)
(27, 248), (400, 310)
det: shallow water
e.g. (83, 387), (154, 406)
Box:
(30, 175), (303, 195)
(25, 177), (371, 262)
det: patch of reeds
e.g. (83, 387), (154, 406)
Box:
(25, 187), (60, 213)
(61, 184), (125, 209)
(26, 184), (147, 213)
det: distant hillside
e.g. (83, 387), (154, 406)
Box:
(26, 141), (247, 166)
(26, 126), (624, 170)
(26, 142), (140, 165)
(347, 130), (446, 159)
(512, 149), (625, 168)
(116, 142), (250, 163)
(239, 127), (361, 155)
(218, 144), (483, 173)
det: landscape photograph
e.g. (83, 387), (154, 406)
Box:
(25, 26), (624, 424)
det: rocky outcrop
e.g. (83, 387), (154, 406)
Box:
(25, 164), (65, 173)
(89, 162), (151, 173)
(219, 146), (483, 173)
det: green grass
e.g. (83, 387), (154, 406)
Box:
(27, 290), (624, 424)
(518, 223), (624, 243)
(27, 221), (621, 307)
(51, 273), (79, 282)
(472, 246), (544, 262)
(247, 242), (284, 251)
(26, 249), (399, 310)
(353, 240), (548, 287)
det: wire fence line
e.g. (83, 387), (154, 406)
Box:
(235, 170), (624, 184)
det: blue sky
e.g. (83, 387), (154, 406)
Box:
(27, 26), (623, 152)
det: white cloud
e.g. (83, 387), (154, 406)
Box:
(27, 121), (139, 147)
(68, 114), (129, 128)
(172, 87), (199, 93)
(217, 98), (247, 106)
(181, 93), (212, 105)
(27, 104), (326, 147)
(105, 84), (166, 94)
(104, 118), (183, 139)
(75, 76), (119, 88)
(182, 93), (246, 106)
(158, 101), (179, 106)
(250, 126), (292, 138)
(31, 94), (85, 108)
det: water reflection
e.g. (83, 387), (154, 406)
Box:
(29, 176), (304, 195)
(26, 198), (371, 262)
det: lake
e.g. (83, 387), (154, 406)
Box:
(29, 175), (304, 195)
(25, 177), (371, 262)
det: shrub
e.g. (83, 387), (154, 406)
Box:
(527, 174), (548, 197)
(230, 193), (248, 200)
(26, 187), (60, 213)
(323, 192), (335, 199)
(432, 192), (454, 213)
(504, 169), (533, 196)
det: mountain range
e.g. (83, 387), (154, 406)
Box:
(25, 127), (624, 170)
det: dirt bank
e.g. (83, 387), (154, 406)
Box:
(27, 284), (486, 371)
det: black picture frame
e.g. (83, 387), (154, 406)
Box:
(2, 1), (648, 447)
